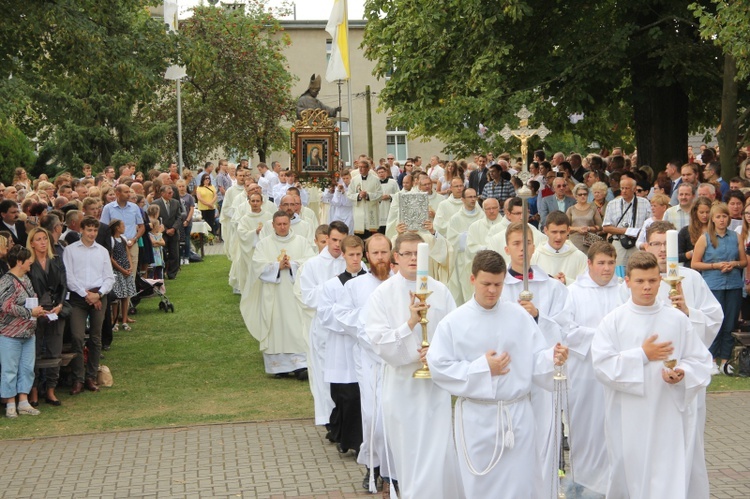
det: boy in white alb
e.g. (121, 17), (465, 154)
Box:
(592, 251), (712, 498)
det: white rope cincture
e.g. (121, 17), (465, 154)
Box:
(456, 395), (527, 476)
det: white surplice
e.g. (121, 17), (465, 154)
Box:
(297, 247), (346, 425)
(364, 273), (463, 499)
(378, 178), (399, 227)
(333, 273), (398, 489)
(592, 299), (713, 498)
(347, 174), (383, 233)
(500, 267), (570, 497)
(243, 232), (315, 373)
(619, 266), (722, 498)
(564, 270), (624, 495)
(427, 298), (557, 498)
(530, 242), (588, 285)
(327, 188), (354, 234)
(446, 207), (485, 305)
(465, 215), (505, 256)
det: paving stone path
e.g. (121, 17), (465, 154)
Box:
(0, 392), (748, 498)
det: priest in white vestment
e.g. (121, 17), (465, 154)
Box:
(232, 193), (267, 296)
(297, 221), (350, 425)
(530, 211), (588, 285)
(564, 241), (624, 495)
(364, 233), (463, 499)
(465, 197), (504, 256)
(258, 194), (314, 243)
(318, 236), (368, 455)
(636, 221), (722, 498)
(499, 223), (570, 497)
(376, 166), (399, 233)
(287, 186), (319, 228)
(592, 252), (712, 498)
(347, 160), (383, 235)
(333, 234), (396, 492)
(244, 211), (316, 377)
(433, 178), (466, 237)
(447, 188), (485, 305)
(429, 250), (569, 499)
(219, 168), (248, 259)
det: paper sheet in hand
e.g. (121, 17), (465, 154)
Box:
(399, 192), (429, 231)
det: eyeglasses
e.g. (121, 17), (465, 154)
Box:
(636, 188), (645, 193)
(576, 192), (588, 197)
(398, 251), (418, 259)
(648, 241), (666, 248)
(744, 212), (750, 216)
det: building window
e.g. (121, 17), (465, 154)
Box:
(386, 120), (408, 162)
(326, 39), (332, 64)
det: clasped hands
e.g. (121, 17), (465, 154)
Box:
(485, 343), (568, 376)
(642, 334), (684, 384)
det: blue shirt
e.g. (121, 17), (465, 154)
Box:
(100, 201), (144, 240)
(702, 230), (743, 290)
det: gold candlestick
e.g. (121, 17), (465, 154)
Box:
(662, 274), (684, 308)
(412, 291), (433, 379)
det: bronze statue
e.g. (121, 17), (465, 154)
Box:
(296, 74), (341, 119)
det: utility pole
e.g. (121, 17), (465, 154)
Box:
(365, 85), (373, 159)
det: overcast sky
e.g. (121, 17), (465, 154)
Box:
(180, 1), (366, 20)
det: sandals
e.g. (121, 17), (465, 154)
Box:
(112, 323), (120, 332)
(121, 323), (132, 331)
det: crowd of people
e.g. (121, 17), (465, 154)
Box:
(0, 160), (235, 418)
(221, 146), (747, 498)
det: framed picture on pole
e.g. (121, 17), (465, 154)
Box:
(291, 109), (339, 178)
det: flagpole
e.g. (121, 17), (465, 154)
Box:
(337, 79), (343, 169)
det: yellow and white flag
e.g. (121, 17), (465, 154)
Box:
(325, 0), (350, 82)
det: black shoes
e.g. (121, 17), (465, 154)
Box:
(293, 368), (308, 381)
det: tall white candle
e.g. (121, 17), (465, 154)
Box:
(416, 242), (430, 293)
(666, 229), (679, 278)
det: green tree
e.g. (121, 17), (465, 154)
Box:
(165, 4), (295, 166)
(0, 0), (176, 172)
(363, 0), (723, 169)
(692, 0), (750, 178)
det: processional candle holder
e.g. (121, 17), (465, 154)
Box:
(413, 243), (433, 379)
(412, 290), (434, 379)
(663, 229), (684, 309)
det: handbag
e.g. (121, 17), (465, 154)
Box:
(610, 197), (639, 249)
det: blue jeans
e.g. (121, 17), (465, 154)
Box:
(0, 335), (36, 399)
(710, 288), (742, 360)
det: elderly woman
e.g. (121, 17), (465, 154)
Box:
(27, 227), (67, 406)
(0, 245), (46, 418)
(590, 181), (609, 226)
(567, 183), (604, 252)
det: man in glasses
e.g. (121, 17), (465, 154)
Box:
(538, 177), (575, 228)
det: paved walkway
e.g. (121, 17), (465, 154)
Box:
(0, 392), (748, 498)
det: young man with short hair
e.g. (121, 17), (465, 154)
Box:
(592, 251), (712, 498)
(531, 211), (588, 285)
(429, 250), (568, 498)
(563, 241), (623, 495)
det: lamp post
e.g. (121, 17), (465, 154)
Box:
(498, 105), (550, 301)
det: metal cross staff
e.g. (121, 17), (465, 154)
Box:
(498, 106), (550, 300)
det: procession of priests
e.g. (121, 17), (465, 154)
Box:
(223, 158), (718, 498)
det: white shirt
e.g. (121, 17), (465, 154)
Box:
(63, 240), (115, 298)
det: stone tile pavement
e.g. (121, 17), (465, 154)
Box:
(0, 392), (748, 498)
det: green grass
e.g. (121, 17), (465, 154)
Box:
(0, 256), (313, 440)
(707, 373), (750, 391)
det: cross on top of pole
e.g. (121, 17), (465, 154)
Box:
(498, 105), (551, 189)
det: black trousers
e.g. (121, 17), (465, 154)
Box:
(164, 232), (181, 279)
(329, 382), (363, 452)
